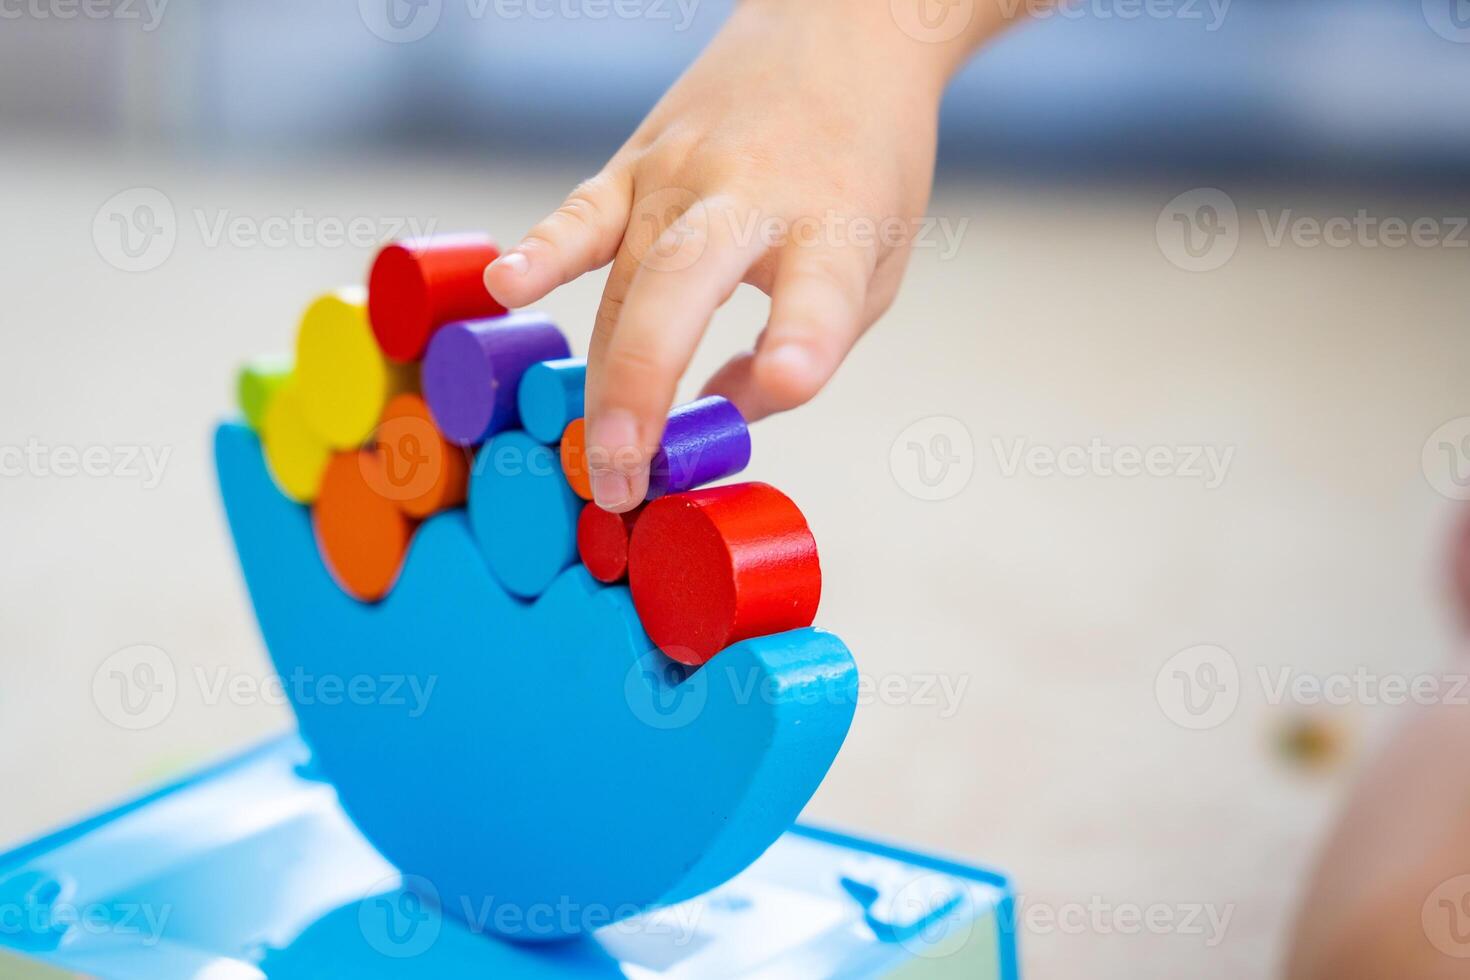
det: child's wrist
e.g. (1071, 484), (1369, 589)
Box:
(732, 0), (1010, 91)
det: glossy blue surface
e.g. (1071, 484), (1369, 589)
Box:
(0, 736), (1019, 978)
(214, 422), (859, 941)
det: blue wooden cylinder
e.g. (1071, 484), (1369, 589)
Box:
(517, 357), (587, 444)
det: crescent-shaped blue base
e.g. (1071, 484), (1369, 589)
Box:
(214, 423), (858, 941)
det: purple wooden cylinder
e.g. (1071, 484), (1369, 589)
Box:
(646, 396), (751, 499)
(422, 312), (571, 446)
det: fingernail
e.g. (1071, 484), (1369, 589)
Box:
(490, 251), (529, 278)
(587, 409), (642, 510)
(591, 469), (632, 511)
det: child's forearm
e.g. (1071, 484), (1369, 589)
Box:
(734, 0), (1020, 90)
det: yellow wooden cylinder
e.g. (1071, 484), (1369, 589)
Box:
(296, 288), (415, 449)
(262, 379), (331, 503)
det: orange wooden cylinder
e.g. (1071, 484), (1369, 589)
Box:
(558, 417), (593, 500)
(313, 451), (416, 602)
(370, 393), (469, 519)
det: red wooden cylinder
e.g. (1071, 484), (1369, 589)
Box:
(628, 483), (821, 665)
(577, 502), (642, 583)
(368, 234), (507, 362)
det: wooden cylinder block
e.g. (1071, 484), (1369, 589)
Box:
(422, 313), (571, 447)
(370, 393), (469, 519)
(237, 355), (292, 432)
(628, 483), (821, 665)
(558, 418), (593, 500)
(517, 357), (587, 445)
(313, 451), (416, 602)
(576, 501), (643, 583)
(468, 430), (584, 599)
(296, 289), (416, 449)
(262, 380), (332, 503)
(647, 396), (751, 499)
(368, 234), (507, 362)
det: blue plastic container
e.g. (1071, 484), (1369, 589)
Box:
(0, 737), (1019, 978)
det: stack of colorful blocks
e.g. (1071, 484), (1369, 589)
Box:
(236, 234), (822, 667)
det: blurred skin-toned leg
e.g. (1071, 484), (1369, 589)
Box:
(1287, 694), (1470, 979)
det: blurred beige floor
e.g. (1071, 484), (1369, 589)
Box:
(3, 138), (1469, 979)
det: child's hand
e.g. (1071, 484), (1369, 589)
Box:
(485, 0), (1006, 511)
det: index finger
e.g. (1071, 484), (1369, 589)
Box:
(584, 195), (765, 512)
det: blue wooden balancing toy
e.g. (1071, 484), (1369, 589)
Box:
(217, 420), (855, 941)
(0, 231), (1019, 978)
(197, 233), (861, 945)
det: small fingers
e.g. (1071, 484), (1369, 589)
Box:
(700, 351), (788, 423)
(585, 196), (766, 512)
(484, 170), (633, 308)
(739, 242), (876, 416)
